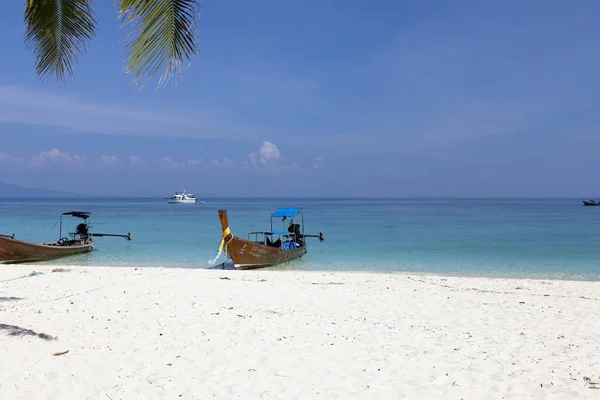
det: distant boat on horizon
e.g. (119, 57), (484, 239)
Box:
(166, 189), (200, 204)
(582, 199), (600, 206)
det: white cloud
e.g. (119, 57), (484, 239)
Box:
(259, 141), (281, 162)
(313, 155), (325, 170)
(30, 148), (84, 168)
(214, 141), (321, 175)
(211, 158), (234, 168)
(99, 155), (119, 166)
(0, 144), (324, 176)
(247, 141), (286, 172)
(157, 156), (204, 171)
(186, 158), (203, 168)
(0, 152), (19, 164)
(159, 157), (179, 170)
(0, 149), (205, 172)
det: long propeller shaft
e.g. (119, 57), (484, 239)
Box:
(90, 232), (132, 241)
(300, 233), (324, 242)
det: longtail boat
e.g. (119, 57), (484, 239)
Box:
(0, 211), (131, 264)
(210, 208), (324, 270)
(582, 199), (600, 206)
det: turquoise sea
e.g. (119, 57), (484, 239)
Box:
(1, 198), (600, 280)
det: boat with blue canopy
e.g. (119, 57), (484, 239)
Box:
(209, 207), (324, 269)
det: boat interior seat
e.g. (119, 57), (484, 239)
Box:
(282, 242), (297, 250)
(266, 237), (282, 248)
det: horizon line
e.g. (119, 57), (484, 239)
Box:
(0, 195), (594, 200)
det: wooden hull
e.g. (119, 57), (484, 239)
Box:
(583, 200), (600, 206)
(217, 209), (307, 270)
(0, 236), (94, 264)
(226, 236), (307, 270)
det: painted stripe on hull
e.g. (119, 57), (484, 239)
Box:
(233, 249), (307, 269)
(228, 236), (307, 269)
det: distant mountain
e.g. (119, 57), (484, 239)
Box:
(0, 183), (81, 198)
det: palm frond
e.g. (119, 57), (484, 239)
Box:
(118, 0), (202, 88)
(24, 0), (97, 84)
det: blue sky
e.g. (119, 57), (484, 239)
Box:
(1, 0), (599, 197)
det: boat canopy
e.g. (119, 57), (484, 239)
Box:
(62, 211), (91, 219)
(249, 230), (291, 236)
(272, 207), (302, 218)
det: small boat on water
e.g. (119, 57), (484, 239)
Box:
(0, 211), (131, 264)
(209, 207), (324, 270)
(582, 199), (600, 206)
(166, 189), (198, 204)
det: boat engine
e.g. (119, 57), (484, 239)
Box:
(288, 223), (303, 245)
(76, 223), (90, 238)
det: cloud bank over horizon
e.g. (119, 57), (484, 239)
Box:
(0, 142), (324, 175)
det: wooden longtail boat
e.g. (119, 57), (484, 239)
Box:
(210, 208), (324, 270)
(0, 211), (131, 264)
(582, 199), (600, 206)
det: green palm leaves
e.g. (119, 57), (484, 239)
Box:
(119, 0), (200, 87)
(25, 0), (97, 84)
(24, 0), (202, 88)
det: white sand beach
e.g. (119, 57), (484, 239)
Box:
(1, 266), (599, 399)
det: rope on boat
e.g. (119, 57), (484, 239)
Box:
(208, 227), (232, 265)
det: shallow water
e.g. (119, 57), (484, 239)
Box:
(1, 197), (599, 280)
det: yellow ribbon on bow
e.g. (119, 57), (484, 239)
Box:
(209, 227), (231, 264)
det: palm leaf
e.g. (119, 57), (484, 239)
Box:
(118, 0), (202, 88)
(24, 0), (97, 84)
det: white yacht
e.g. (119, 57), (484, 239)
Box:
(166, 189), (197, 204)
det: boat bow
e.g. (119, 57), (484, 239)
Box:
(209, 210), (234, 264)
